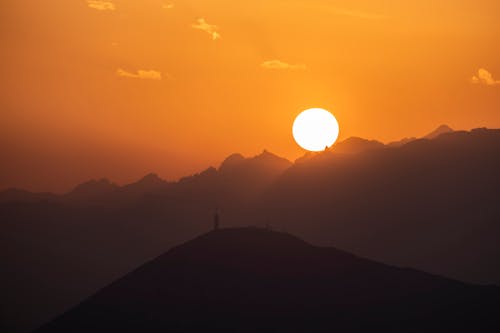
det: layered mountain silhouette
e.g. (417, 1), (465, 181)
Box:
(387, 136), (417, 148)
(261, 127), (500, 285)
(66, 179), (120, 202)
(175, 149), (292, 205)
(2, 125), (500, 332)
(37, 228), (500, 332)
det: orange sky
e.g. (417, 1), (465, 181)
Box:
(1, 0), (499, 192)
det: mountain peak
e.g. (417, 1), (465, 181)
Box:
(120, 173), (168, 195)
(219, 153), (245, 172)
(424, 124), (454, 139)
(218, 151), (291, 176)
(137, 173), (164, 185)
(253, 149), (289, 162)
(257, 149), (273, 157)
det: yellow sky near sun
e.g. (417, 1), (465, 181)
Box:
(0, 0), (499, 191)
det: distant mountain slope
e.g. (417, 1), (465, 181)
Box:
(261, 127), (500, 285)
(120, 173), (168, 193)
(66, 179), (119, 201)
(332, 137), (385, 154)
(386, 124), (453, 147)
(37, 228), (500, 333)
(171, 150), (292, 206)
(0, 188), (57, 203)
(386, 136), (416, 147)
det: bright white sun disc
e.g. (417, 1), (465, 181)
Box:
(292, 108), (339, 152)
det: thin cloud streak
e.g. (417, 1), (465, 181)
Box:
(117, 69), (163, 80)
(261, 60), (307, 71)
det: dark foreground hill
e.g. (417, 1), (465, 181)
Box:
(37, 228), (500, 333)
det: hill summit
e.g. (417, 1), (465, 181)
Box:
(37, 228), (500, 333)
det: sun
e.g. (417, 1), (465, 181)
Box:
(292, 108), (340, 152)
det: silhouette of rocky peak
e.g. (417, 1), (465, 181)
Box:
(69, 178), (118, 197)
(332, 137), (385, 154)
(136, 173), (165, 186)
(218, 151), (291, 175)
(119, 173), (168, 196)
(254, 149), (286, 161)
(424, 124), (454, 139)
(251, 150), (292, 168)
(218, 153), (245, 172)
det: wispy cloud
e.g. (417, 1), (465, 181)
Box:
(192, 18), (221, 40)
(471, 68), (500, 86)
(261, 60), (307, 71)
(162, 3), (174, 10)
(86, 0), (115, 11)
(116, 69), (162, 80)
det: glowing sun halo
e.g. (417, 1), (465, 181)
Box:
(292, 108), (340, 152)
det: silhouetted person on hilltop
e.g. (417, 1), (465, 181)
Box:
(213, 209), (220, 231)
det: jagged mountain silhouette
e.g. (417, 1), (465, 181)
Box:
(2, 126), (500, 333)
(37, 228), (500, 333)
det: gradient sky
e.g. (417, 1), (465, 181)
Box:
(1, 0), (499, 192)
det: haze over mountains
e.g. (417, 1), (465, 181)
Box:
(2, 125), (500, 332)
(36, 228), (500, 333)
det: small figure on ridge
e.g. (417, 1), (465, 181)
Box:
(214, 208), (220, 231)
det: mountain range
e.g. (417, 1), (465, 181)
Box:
(1, 125), (500, 332)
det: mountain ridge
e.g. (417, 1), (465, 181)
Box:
(0, 124), (462, 199)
